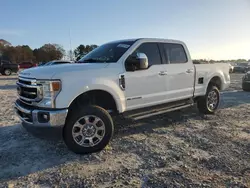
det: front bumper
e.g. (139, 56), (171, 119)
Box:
(14, 100), (68, 127)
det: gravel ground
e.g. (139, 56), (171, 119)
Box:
(0, 73), (249, 188)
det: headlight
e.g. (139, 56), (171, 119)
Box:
(37, 80), (61, 108)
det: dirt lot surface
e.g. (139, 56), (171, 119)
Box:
(0, 74), (249, 188)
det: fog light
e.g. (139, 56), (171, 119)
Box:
(43, 114), (48, 120)
(37, 112), (50, 123)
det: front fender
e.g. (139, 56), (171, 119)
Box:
(55, 78), (126, 113)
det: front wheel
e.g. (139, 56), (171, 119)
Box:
(197, 86), (220, 114)
(63, 105), (114, 154)
(4, 69), (12, 76)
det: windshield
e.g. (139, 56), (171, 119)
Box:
(78, 41), (135, 63)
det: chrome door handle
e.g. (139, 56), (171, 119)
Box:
(186, 69), (194, 73)
(159, 71), (168, 76)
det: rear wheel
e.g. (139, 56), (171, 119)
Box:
(4, 69), (12, 76)
(63, 105), (114, 154)
(197, 85), (220, 114)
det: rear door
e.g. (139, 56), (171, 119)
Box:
(124, 42), (168, 110)
(162, 43), (195, 101)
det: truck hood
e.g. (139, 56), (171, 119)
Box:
(18, 63), (109, 79)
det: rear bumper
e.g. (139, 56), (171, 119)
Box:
(14, 100), (68, 127)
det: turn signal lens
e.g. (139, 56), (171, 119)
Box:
(51, 81), (61, 91)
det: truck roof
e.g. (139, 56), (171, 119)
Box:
(107, 38), (184, 45)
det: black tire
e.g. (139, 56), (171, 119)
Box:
(63, 105), (114, 154)
(197, 85), (220, 114)
(4, 69), (12, 76)
(242, 83), (250, 92)
(243, 88), (250, 92)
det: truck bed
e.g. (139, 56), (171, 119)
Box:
(194, 63), (230, 96)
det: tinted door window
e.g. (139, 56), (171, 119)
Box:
(164, 43), (187, 64)
(2, 61), (9, 64)
(133, 43), (161, 66)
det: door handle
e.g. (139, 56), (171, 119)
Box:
(186, 69), (194, 73)
(159, 71), (168, 76)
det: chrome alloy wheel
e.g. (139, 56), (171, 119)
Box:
(72, 115), (105, 147)
(5, 69), (11, 75)
(207, 90), (218, 111)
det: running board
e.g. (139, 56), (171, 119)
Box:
(122, 98), (194, 121)
(132, 104), (193, 120)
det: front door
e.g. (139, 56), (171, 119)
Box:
(124, 42), (168, 111)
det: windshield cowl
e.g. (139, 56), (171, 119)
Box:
(78, 58), (107, 63)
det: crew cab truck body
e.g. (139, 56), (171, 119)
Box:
(0, 60), (19, 76)
(14, 38), (230, 154)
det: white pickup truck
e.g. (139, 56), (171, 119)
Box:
(15, 38), (230, 154)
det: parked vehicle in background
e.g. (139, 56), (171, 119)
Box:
(43, 60), (74, 66)
(0, 60), (19, 76)
(233, 63), (249, 73)
(18, 62), (37, 69)
(242, 71), (250, 91)
(14, 38), (230, 154)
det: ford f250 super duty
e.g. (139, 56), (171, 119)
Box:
(14, 38), (230, 154)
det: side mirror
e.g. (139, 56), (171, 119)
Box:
(125, 53), (149, 71)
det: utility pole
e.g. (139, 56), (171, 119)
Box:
(69, 28), (73, 61)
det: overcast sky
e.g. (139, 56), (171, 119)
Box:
(1, 0), (250, 60)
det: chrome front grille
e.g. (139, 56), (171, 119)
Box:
(17, 77), (43, 105)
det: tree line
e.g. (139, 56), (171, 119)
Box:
(193, 59), (250, 63)
(193, 59), (250, 64)
(0, 39), (98, 64)
(0, 39), (249, 64)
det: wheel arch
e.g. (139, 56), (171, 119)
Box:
(68, 89), (121, 114)
(207, 76), (222, 90)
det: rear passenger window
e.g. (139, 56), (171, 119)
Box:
(164, 43), (187, 64)
(133, 43), (161, 66)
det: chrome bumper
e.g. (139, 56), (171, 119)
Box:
(14, 101), (68, 127)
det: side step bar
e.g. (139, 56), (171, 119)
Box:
(132, 104), (193, 120)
